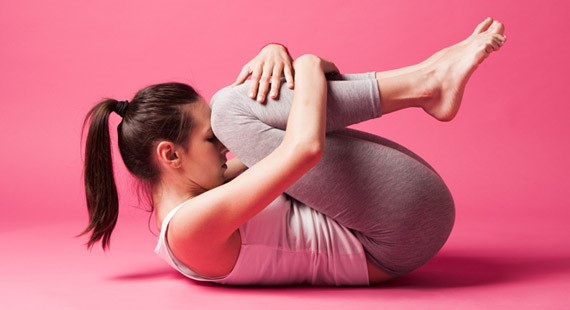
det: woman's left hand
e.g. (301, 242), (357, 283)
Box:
(231, 43), (294, 103)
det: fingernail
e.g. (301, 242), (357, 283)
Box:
(257, 95), (264, 102)
(249, 92), (254, 98)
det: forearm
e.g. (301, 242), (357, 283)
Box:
(282, 55), (327, 152)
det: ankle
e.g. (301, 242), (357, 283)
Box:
(377, 68), (439, 115)
(419, 68), (442, 109)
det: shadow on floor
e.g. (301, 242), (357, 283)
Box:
(385, 252), (570, 289)
(107, 251), (570, 291)
(109, 266), (180, 281)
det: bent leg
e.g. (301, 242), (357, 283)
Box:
(315, 128), (455, 276)
(211, 74), (454, 276)
(210, 16), (508, 275)
(211, 73), (381, 167)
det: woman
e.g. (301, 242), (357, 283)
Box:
(82, 18), (506, 286)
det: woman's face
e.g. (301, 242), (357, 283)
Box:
(179, 99), (229, 191)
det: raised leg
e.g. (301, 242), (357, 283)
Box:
(211, 75), (454, 276)
(377, 17), (506, 119)
(210, 18), (505, 276)
(309, 128), (455, 276)
(211, 73), (382, 168)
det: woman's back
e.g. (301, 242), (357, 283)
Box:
(156, 194), (369, 286)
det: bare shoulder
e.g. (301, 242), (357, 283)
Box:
(166, 197), (242, 278)
(170, 230), (241, 278)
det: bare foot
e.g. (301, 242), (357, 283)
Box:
(422, 17), (507, 121)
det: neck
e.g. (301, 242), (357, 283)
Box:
(152, 179), (201, 229)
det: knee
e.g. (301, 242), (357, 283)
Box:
(211, 82), (292, 134)
(413, 171), (456, 242)
(210, 86), (247, 140)
(408, 165), (455, 223)
(389, 172), (455, 275)
(408, 174), (455, 271)
(429, 174), (455, 233)
(210, 85), (242, 119)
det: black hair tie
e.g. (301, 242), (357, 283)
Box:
(114, 100), (129, 118)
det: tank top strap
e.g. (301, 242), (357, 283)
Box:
(156, 203), (185, 244)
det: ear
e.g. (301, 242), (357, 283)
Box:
(156, 141), (181, 168)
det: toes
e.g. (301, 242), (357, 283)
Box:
(488, 20), (505, 35)
(473, 17), (494, 34)
(484, 37), (503, 54)
(492, 37), (502, 48)
(493, 33), (507, 46)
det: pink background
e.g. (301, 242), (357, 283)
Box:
(1, 0), (569, 309)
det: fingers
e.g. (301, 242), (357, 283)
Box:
(255, 62), (285, 102)
(234, 43), (295, 102)
(244, 62), (285, 102)
(248, 64), (262, 99)
(232, 64), (252, 87)
(284, 64), (294, 89)
(256, 67), (272, 102)
(269, 63), (284, 99)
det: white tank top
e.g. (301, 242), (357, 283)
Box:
(155, 194), (369, 286)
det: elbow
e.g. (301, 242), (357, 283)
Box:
(295, 54), (322, 67)
(297, 140), (324, 166)
(282, 133), (325, 167)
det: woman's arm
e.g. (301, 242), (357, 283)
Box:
(281, 55), (327, 153)
(167, 55), (328, 276)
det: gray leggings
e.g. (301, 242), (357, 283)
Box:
(210, 73), (455, 277)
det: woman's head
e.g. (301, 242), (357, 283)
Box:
(81, 82), (206, 249)
(155, 98), (229, 194)
(117, 83), (200, 182)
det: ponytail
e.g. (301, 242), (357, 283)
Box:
(80, 82), (200, 250)
(80, 99), (123, 250)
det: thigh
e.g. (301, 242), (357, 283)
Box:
(211, 82), (455, 276)
(285, 128), (452, 232)
(285, 128), (455, 276)
(331, 128), (438, 174)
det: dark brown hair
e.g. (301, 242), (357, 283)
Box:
(81, 82), (200, 250)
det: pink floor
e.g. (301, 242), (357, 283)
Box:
(2, 0), (570, 309)
(1, 211), (569, 309)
